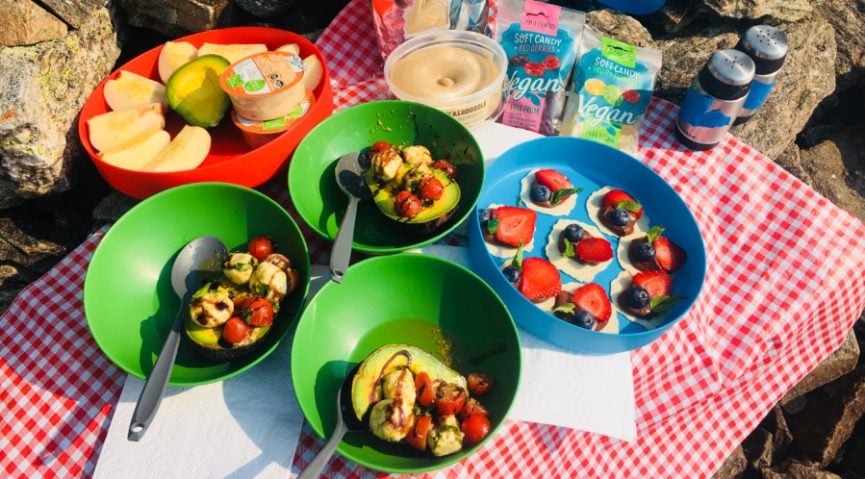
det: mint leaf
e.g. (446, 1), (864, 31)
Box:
(553, 303), (576, 315)
(513, 243), (524, 269)
(646, 225), (665, 244)
(550, 187), (582, 206)
(517, 195), (525, 207)
(486, 217), (498, 236)
(649, 295), (683, 314)
(562, 238), (575, 258)
(617, 200), (642, 213)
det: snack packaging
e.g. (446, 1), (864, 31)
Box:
(559, 28), (662, 154)
(372, 0), (494, 61)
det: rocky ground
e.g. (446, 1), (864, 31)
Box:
(2, 0), (865, 477)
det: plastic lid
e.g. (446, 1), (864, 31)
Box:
(738, 25), (788, 75)
(707, 49), (755, 86)
(595, 0), (667, 15)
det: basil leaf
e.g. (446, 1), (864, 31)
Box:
(486, 217), (498, 236)
(513, 243), (524, 269)
(649, 295), (683, 314)
(562, 238), (575, 258)
(646, 225), (665, 244)
(550, 187), (582, 206)
(617, 200), (642, 213)
(553, 303), (576, 314)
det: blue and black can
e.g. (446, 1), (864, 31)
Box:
(733, 25), (788, 125)
(675, 49), (755, 151)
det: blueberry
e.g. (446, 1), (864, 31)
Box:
(563, 223), (586, 242)
(610, 207), (631, 227)
(627, 287), (650, 309)
(479, 208), (491, 223)
(530, 184), (551, 203)
(572, 310), (596, 329)
(502, 266), (520, 283)
(633, 241), (656, 262)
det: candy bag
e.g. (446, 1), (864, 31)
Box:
(372, 0), (494, 61)
(494, 0), (586, 135)
(559, 28), (662, 154)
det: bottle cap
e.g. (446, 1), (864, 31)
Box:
(698, 49), (755, 101)
(738, 25), (788, 75)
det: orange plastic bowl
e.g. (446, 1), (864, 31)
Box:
(78, 27), (335, 199)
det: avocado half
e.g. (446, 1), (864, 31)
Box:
(351, 343), (467, 422)
(364, 169), (461, 232)
(166, 54), (231, 128)
(184, 316), (270, 361)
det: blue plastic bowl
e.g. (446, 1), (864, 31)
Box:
(468, 137), (706, 354)
(596, 0), (666, 15)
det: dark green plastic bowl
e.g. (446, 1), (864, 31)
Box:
(84, 182), (310, 386)
(288, 100), (484, 254)
(291, 254), (521, 473)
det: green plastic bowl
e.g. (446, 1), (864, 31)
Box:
(288, 100), (484, 254)
(291, 254), (521, 473)
(84, 182), (310, 386)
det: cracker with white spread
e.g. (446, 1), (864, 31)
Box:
(586, 186), (651, 241)
(483, 203), (535, 258)
(519, 168), (578, 216)
(544, 219), (613, 283)
(609, 271), (665, 331)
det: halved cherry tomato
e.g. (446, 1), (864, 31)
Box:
(461, 413), (491, 446)
(418, 176), (444, 201)
(371, 140), (391, 152)
(459, 398), (488, 421)
(394, 190), (422, 218)
(222, 317), (250, 344)
(232, 293), (254, 310)
(405, 415), (433, 451)
(435, 383), (467, 416)
(248, 236), (274, 261)
(432, 159), (457, 178)
(467, 373), (494, 396)
(248, 298), (274, 327)
(415, 372), (436, 407)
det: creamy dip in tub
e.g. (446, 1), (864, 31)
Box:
(385, 31), (507, 127)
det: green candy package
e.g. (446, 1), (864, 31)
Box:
(559, 28), (662, 154)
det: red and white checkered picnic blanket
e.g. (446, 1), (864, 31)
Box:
(3, 0), (865, 477)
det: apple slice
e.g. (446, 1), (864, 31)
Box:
(141, 125), (211, 172)
(197, 43), (267, 65)
(99, 129), (171, 171)
(103, 70), (167, 111)
(158, 41), (198, 83)
(86, 103), (165, 152)
(275, 43), (300, 55)
(302, 55), (323, 91)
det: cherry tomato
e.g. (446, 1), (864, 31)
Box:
(467, 373), (494, 396)
(394, 190), (422, 218)
(415, 372), (436, 407)
(232, 293), (254, 310)
(371, 140), (391, 152)
(248, 298), (274, 327)
(435, 383), (467, 416)
(461, 413), (491, 446)
(222, 317), (250, 344)
(432, 159), (457, 178)
(418, 176), (444, 201)
(405, 415), (433, 451)
(459, 398), (488, 421)
(248, 236), (274, 261)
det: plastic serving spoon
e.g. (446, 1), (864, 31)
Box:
(330, 152), (371, 283)
(127, 236), (228, 441)
(298, 364), (364, 479)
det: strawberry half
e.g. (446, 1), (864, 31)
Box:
(652, 236), (687, 273)
(602, 189), (643, 219)
(534, 169), (573, 192)
(570, 283), (612, 321)
(574, 237), (613, 263)
(632, 271), (673, 298)
(518, 257), (561, 303)
(489, 206), (536, 248)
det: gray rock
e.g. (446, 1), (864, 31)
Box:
(117, 0), (233, 37)
(642, 0), (701, 35)
(799, 136), (865, 222)
(0, 6), (122, 209)
(782, 331), (860, 405)
(0, 217), (66, 312)
(743, 406), (793, 470)
(233, 0), (294, 18)
(0, 0), (67, 48)
(587, 9), (655, 48)
(831, 414), (865, 478)
(39, 0), (110, 29)
(702, 0), (812, 23)
(786, 365), (865, 468)
(713, 445), (747, 479)
(730, 16), (837, 159)
(817, 0), (865, 89)
(92, 192), (138, 222)
(774, 143), (812, 185)
(763, 459), (842, 479)
(655, 26), (739, 104)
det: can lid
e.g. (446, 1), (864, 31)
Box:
(707, 49), (755, 86)
(738, 25), (788, 75)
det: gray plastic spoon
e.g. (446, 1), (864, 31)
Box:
(298, 365), (364, 479)
(330, 152), (371, 283)
(127, 236), (228, 441)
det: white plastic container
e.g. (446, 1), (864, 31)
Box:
(385, 30), (507, 128)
